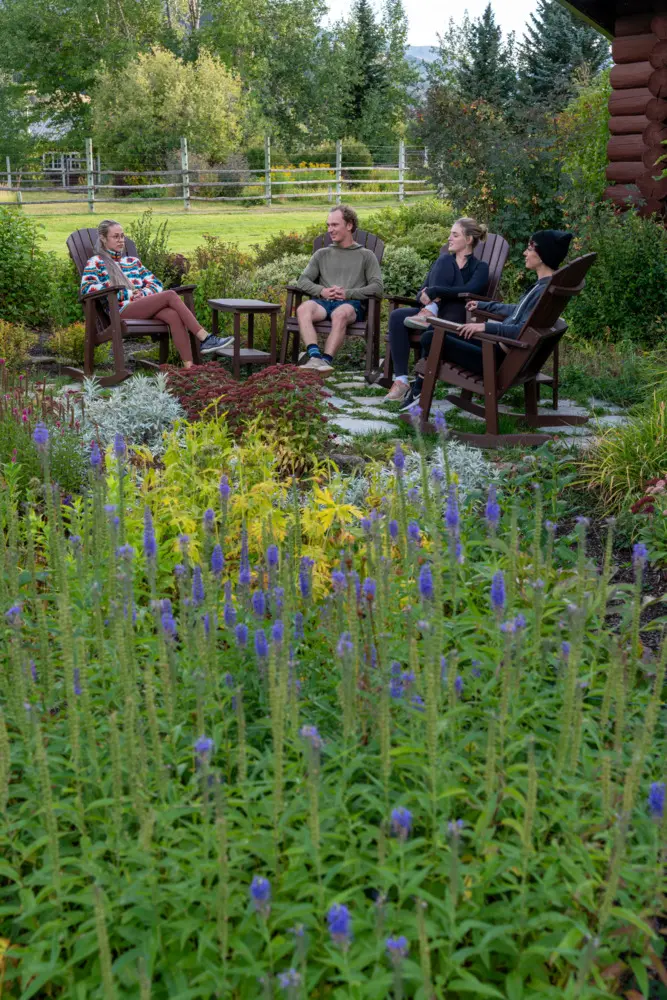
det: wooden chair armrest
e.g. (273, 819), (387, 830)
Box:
(429, 316), (528, 349)
(171, 284), (196, 294)
(79, 285), (124, 304)
(457, 292), (497, 300)
(472, 309), (497, 321)
(285, 284), (307, 294)
(384, 294), (417, 307)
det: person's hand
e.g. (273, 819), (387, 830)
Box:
(320, 287), (337, 300)
(419, 289), (431, 305)
(466, 300), (478, 313)
(130, 288), (142, 300)
(330, 285), (346, 300)
(459, 322), (486, 340)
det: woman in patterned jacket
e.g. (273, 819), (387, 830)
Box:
(80, 219), (231, 367)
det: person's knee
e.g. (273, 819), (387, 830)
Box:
(332, 304), (355, 326)
(297, 300), (316, 319)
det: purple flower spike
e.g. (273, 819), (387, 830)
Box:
(648, 781), (665, 820)
(143, 508), (157, 561)
(252, 589), (266, 618)
(327, 903), (352, 949)
(419, 563), (433, 601)
(434, 409), (447, 434)
(389, 677), (403, 699)
(219, 474), (231, 504)
(4, 603), (22, 627)
(254, 628), (268, 658)
(300, 724), (323, 750)
(386, 936), (409, 964)
(203, 508), (215, 531)
(113, 433), (126, 460)
(73, 668), (82, 696)
(393, 444), (405, 475)
(271, 620), (284, 645)
(389, 519), (399, 542)
(90, 441), (102, 468)
(331, 569), (346, 593)
(194, 735), (214, 758)
(362, 577), (376, 602)
(455, 675), (463, 696)
(278, 969), (302, 991)
(391, 806), (412, 841)
(490, 570), (505, 613)
(266, 544), (279, 568)
(211, 544), (224, 577)
(293, 611), (304, 641)
(299, 556), (314, 599)
(336, 632), (353, 658)
(224, 603), (237, 628)
(407, 520), (420, 545)
(178, 534), (190, 556)
(250, 875), (271, 917)
(234, 623), (248, 647)
(448, 818), (465, 838)
(33, 422), (49, 450)
(192, 566), (205, 606)
(445, 484), (459, 535)
(161, 610), (177, 639)
(485, 485), (500, 530)
(633, 542), (648, 571)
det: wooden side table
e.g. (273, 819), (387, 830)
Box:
(208, 298), (281, 379)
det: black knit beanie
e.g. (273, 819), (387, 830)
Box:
(530, 230), (573, 270)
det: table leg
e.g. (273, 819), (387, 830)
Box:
(233, 312), (241, 379)
(247, 312), (254, 350)
(212, 309), (219, 338)
(269, 312), (277, 364)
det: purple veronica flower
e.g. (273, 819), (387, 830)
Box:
(5, 603), (22, 627)
(278, 969), (302, 991)
(648, 782), (665, 819)
(299, 556), (314, 599)
(471, 664), (482, 679)
(30, 661), (38, 682)
(224, 671), (234, 689)
(391, 806), (412, 840)
(194, 735), (214, 757)
(434, 409), (447, 434)
(33, 422), (49, 450)
(360, 517), (372, 534)
(203, 508), (215, 531)
(337, 631), (353, 658)
(448, 818), (465, 837)
(419, 563), (433, 600)
(293, 611), (304, 641)
(393, 444), (405, 474)
(389, 519), (399, 542)
(73, 668), (82, 696)
(327, 903), (352, 948)
(411, 693), (425, 712)
(219, 474), (231, 504)
(235, 623), (248, 648)
(402, 669), (415, 688)
(633, 542), (648, 570)
(161, 610), (177, 638)
(485, 485), (500, 530)
(202, 612), (211, 636)
(561, 641), (571, 658)
(271, 620), (284, 644)
(332, 569), (346, 593)
(178, 534), (190, 556)
(239, 564), (251, 587)
(386, 936), (409, 964)
(490, 570), (505, 612)
(211, 544), (224, 577)
(440, 656), (447, 682)
(192, 566), (205, 606)
(143, 508), (156, 561)
(445, 484), (459, 535)
(389, 677), (403, 699)
(300, 724), (323, 750)
(363, 577), (376, 602)
(224, 603), (237, 628)
(406, 488), (420, 504)
(90, 441), (102, 468)
(274, 586), (285, 612)
(515, 613), (527, 629)
(266, 544), (279, 567)
(250, 875), (271, 917)
(116, 544), (134, 561)
(407, 520), (420, 544)
(390, 662), (402, 676)
(113, 433), (126, 460)
(455, 675), (463, 696)
(252, 590), (266, 618)
(500, 620), (516, 634)
(254, 628), (268, 658)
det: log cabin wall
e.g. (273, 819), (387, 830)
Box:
(604, 6), (667, 216)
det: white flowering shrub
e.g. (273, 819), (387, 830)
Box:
(74, 373), (183, 455)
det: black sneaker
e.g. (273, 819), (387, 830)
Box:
(200, 334), (234, 355)
(399, 384), (421, 412)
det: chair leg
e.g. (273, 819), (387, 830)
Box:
(419, 327), (445, 428)
(364, 326), (374, 381)
(84, 322), (96, 377)
(524, 380), (539, 426)
(159, 335), (170, 365)
(552, 342), (559, 410)
(481, 341), (499, 436)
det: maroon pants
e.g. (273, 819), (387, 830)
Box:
(121, 290), (203, 364)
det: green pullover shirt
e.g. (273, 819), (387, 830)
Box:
(296, 242), (384, 300)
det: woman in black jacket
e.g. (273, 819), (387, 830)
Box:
(383, 218), (489, 403)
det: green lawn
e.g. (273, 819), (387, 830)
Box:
(0, 196), (399, 256)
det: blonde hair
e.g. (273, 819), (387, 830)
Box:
(94, 219), (134, 291)
(455, 217), (488, 249)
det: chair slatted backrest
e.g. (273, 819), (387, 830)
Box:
(438, 232), (509, 300)
(498, 254), (597, 389)
(66, 227), (140, 276)
(312, 229), (385, 264)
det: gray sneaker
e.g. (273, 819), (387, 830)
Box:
(200, 334), (234, 355)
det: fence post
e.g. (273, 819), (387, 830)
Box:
(5, 155), (11, 190)
(96, 153), (102, 189)
(335, 139), (342, 202)
(61, 156), (67, 189)
(264, 135), (271, 207)
(423, 146), (429, 169)
(398, 139), (405, 203)
(180, 137), (190, 211)
(85, 138), (95, 213)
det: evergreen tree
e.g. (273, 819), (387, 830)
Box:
(518, 0), (610, 110)
(346, 0), (388, 139)
(457, 4), (517, 107)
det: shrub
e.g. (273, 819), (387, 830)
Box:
(0, 207), (52, 327)
(75, 372), (184, 455)
(50, 322), (111, 366)
(364, 199), (455, 243)
(632, 476), (667, 566)
(252, 225), (322, 266)
(381, 246), (429, 298)
(163, 363), (329, 472)
(565, 206), (667, 344)
(47, 256), (83, 329)
(127, 209), (181, 287)
(393, 223), (449, 262)
(556, 69), (611, 203)
(189, 236), (254, 329)
(578, 395), (667, 512)
(0, 319), (37, 367)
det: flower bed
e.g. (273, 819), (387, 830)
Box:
(0, 424), (665, 999)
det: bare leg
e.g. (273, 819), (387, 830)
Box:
(153, 307), (193, 365)
(296, 299), (328, 347)
(122, 290), (210, 343)
(324, 303), (356, 358)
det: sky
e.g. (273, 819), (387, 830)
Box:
(325, 0), (537, 46)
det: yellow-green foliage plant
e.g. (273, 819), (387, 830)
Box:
(0, 319), (37, 368)
(50, 323), (111, 365)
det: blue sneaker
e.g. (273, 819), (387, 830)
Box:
(200, 334), (233, 355)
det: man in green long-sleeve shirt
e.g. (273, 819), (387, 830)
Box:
(296, 204), (383, 375)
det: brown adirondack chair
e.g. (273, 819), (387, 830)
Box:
(413, 253), (597, 448)
(376, 232), (530, 389)
(66, 227), (201, 386)
(279, 229), (384, 379)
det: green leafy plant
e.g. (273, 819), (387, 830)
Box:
(127, 209), (179, 286)
(50, 322), (111, 366)
(189, 236), (254, 329)
(251, 225), (323, 266)
(74, 372), (184, 455)
(381, 245), (429, 298)
(0, 207), (52, 327)
(47, 256), (83, 329)
(0, 318), (37, 367)
(393, 223), (450, 262)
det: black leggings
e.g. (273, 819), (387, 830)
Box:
(387, 298), (467, 379)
